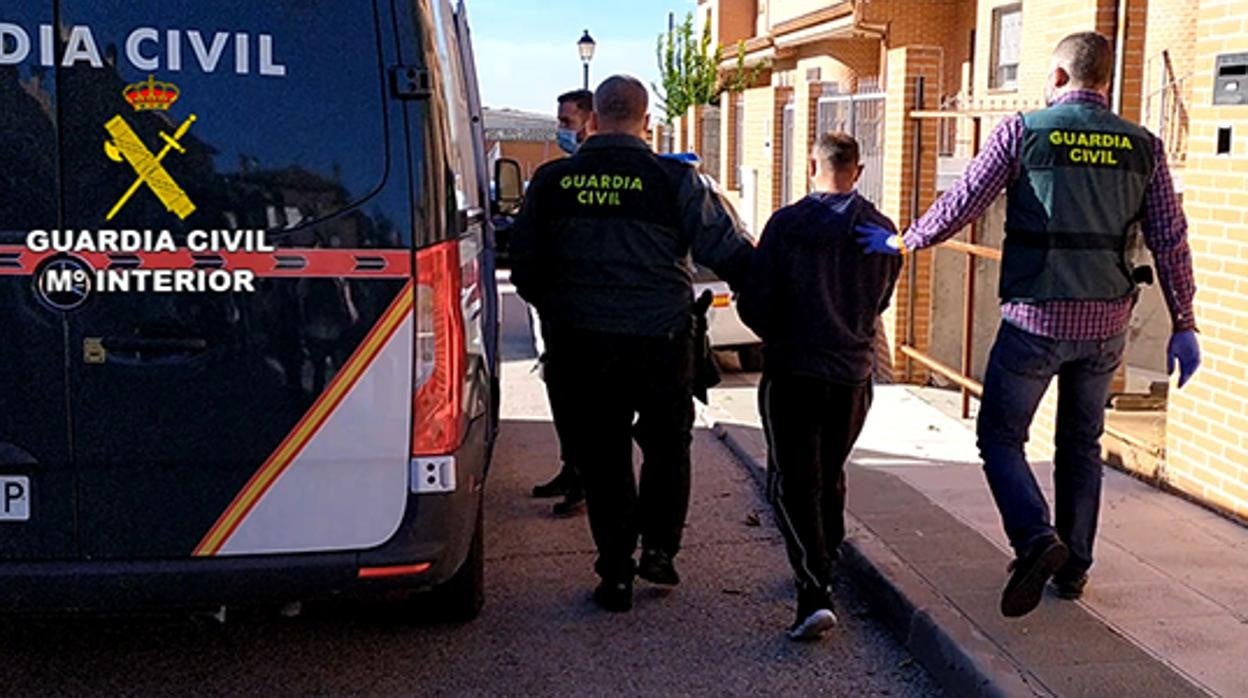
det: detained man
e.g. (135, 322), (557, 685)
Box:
(738, 133), (902, 641)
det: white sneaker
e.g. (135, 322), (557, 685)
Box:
(787, 608), (838, 642)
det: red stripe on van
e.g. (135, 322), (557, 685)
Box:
(0, 246), (411, 278)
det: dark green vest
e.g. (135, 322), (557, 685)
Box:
(1001, 102), (1156, 303)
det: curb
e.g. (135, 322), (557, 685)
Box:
(713, 423), (1049, 698)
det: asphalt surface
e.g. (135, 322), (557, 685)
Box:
(0, 289), (941, 697)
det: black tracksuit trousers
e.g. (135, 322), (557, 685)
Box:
(759, 373), (873, 592)
(544, 326), (696, 582)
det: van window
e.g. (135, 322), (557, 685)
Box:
(44, 1), (387, 239)
(0, 3), (57, 241)
(431, 0), (481, 214)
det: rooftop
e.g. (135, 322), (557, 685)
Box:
(483, 108), (557, 142)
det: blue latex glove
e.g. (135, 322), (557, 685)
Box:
(855, 222), (904, 256)
(1167, 330), (1201, 389)
(661, 152), (701, 166)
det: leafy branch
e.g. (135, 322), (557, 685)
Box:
(653, 13), (768, 122)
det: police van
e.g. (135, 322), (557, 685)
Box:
(0, 0), (518, 621)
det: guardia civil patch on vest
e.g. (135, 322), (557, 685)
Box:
(1024, 127), (1153, 174)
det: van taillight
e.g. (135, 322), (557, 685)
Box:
(413, 241), (466, 456)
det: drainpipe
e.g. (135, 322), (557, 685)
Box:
(907, 75), (926, 362)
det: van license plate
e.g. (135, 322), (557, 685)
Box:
(1, 477), (30, 521)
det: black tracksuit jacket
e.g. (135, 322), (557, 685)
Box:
(738, 191), (903, 385)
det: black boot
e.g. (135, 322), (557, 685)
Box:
(637, 549), (680, 586)
(1001, 537), (1069, 618)
(532, 465), (573, 499)
(593, 578), (633, 613)
(552, 486), (586, 517)
(1052, 567), (1089, 600)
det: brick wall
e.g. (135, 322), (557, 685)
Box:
(701, 0), (759, 47)
(771, 87), (794, 211)
(686, 105), (703, 156)
(720, 0), (760, 45)
(881, 46), (945, 381)
(861, 0), (974, 100)
(1163, 0), (1248, 518)
(1116, 0), (1148, 122)
(489, 140), (560, 181)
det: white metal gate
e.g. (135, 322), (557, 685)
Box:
(700, 105), (721, 181)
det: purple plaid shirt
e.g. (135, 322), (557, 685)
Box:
(902, 91), (1197, 340)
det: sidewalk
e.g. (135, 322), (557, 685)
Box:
(704, 379), (1248, 697)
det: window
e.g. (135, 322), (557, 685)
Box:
(990, 4), (1022, 91)
(432, 0), (482, 213)
(0, 3), (57, 240)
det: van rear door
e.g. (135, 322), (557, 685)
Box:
(0, 1), (76, 560)
(55, 0), (416, 559)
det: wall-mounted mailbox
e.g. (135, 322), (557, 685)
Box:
(1214, 52), (1248, 106)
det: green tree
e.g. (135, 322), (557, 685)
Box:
(654, 13), (769, 122)
(723, 40), (767, 95)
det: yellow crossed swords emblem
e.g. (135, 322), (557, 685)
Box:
(104, 113), (198, 221)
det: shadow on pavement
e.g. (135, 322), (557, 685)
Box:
(0, 418), (940, 697)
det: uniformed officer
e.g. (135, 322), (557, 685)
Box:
(529, 88), (596, 518)
(510, 75), (753, 612)
(857, 32), (1200, 618)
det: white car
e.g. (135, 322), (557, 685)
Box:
(692, 170), (763, 372)
(694, 265), (764, 371)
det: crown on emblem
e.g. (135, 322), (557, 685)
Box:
(123, 75), (180, 111)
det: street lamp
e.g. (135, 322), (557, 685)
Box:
(578, 29), (596, 90)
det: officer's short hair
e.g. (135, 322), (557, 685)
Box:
(813, 132), (861, 173)
(557, 89), (594, 114)
(1054, 32), (1114, 88)
(594, 76), (648, 127)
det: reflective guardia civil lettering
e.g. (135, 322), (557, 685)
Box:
(1049, 130), (1132, 166)
(561, 172), (642, 207)
(1048, 130), (1134, 150)
(0, 23), (287, 77)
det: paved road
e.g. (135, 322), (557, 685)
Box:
(0, 291), (940, 697)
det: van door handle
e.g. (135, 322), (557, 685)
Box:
(87, 336), (208, 366)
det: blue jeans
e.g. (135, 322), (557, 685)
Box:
(977, 321), (1126, 576)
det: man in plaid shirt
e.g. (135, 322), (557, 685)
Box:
(858, 32), (1201, 618)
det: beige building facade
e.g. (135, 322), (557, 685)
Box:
(675, 0), (1248, 520)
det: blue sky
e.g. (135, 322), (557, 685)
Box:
(465, 0), (698, 114)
